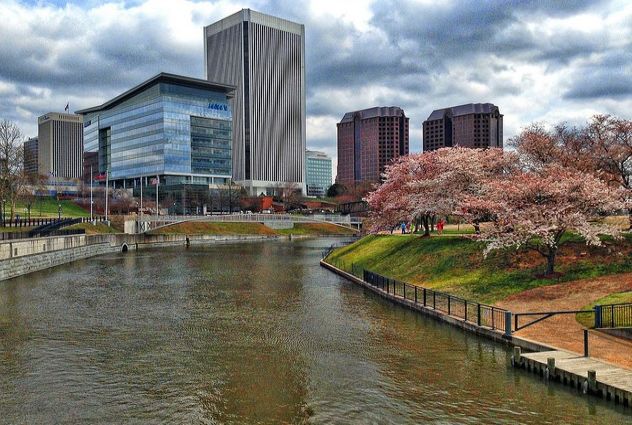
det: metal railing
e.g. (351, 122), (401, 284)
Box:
(321, 241), (357, 259)
(358, 268), (507, 331)
(595, 302), (632, 328)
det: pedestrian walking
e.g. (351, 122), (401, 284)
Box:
(401, 222), (406, 234)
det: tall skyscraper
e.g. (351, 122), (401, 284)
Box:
(37, 112), (83, 179)
(306, 150), (332, 197)
(204, 9), (306, 196)
(336, 106), (409, 187)
(423, 103), (503, 151)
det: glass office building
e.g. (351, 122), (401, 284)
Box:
(78, 73), (235, 190)
(306, 150), (332, 197)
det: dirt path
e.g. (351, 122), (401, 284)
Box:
(496, 273), (632, 370)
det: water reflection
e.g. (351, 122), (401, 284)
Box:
(0, 239), (629, 424)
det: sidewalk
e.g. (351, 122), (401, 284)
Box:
(497, 274), (632, 370)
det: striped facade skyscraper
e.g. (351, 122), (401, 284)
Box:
(37, 112), (83, 179)
(204, 9), (306, 195)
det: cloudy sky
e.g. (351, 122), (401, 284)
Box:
(1, 0), (631, 165)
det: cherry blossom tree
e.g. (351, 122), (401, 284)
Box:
(365, 147), (516, 235)
(512, 115), (632, 228)
(475, 165), (625, 275)
(584, 115), (632, 228)
(364, 153), (424, 234)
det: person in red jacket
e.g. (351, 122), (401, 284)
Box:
(437, 218), (445, 235)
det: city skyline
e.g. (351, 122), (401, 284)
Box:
(1, 0), (631, 168)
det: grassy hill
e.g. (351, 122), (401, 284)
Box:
(148, 221), (356, 237)
(14, 198), (89, 218)
(326, 234), (632, 304)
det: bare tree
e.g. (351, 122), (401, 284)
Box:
(0, 120), (28, 222)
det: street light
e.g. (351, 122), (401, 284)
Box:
(58, 203), (62, 220)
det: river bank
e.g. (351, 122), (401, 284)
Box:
(2, 238), (629, 423)
(323, 235), (632, 370)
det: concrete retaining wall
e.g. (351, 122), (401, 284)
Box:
(320, 260), (557, 354)
(0, 233), (282, 282)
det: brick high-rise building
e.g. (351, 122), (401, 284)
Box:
(336, 106), (409, 186)
(423, 103), (503, 151)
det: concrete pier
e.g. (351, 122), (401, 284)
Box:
(515, 350), (632, 407)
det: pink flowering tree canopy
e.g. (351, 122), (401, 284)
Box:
(475, 165), (625, 275)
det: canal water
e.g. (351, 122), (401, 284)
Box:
(0, 239), (629, 424)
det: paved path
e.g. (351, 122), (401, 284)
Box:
(497, 273), (632, 370)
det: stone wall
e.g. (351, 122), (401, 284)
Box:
(0, 233), (282, 282)
(0, 241), (116, 281)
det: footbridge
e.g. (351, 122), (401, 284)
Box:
(135, 213), (362, 233)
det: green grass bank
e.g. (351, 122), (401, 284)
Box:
(326, 234), (632, 304)
(149, 221), (357, 237)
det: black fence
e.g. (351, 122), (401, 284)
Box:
(595, 303), (632, 328)
(0, 228), (85, 241)
(1, 216), (106, 228)
(359, 268), (507, 331)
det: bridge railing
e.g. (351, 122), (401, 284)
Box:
(138, 213), (361, 226)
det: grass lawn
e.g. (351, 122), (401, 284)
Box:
(326, 234), (632, 304)
(276, 223), (357, 236)
(66, 222), (119, 235)
(576, 291), (632, 328)
(13, 198), (89, 218)
(149, 222), (279, 236)
(149, 221), (357, 237)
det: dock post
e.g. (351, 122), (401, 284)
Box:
(504, 311), (512, 337)
(547, 357), (556, 379)
(584, 329), (589, 357)
(587, 370), (597, 393)
(513, 346), (521, 367)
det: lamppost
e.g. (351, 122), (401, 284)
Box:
(1, 199), (4, 227)
(58, 203), (62, 220)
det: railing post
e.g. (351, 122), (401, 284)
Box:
(433, 291), (436, 310)
(414, 286), (418, 304)
(504, 311), (512, 337)
(477, 304), (481, 326)
(609, 306), (614, 328)
(403, 284), (406, 299)
(448, 296), (451, 315)
(464, 300), (467, 321)
(423, 288), (427, 306)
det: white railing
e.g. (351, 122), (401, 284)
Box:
(137, 213), (361, 227)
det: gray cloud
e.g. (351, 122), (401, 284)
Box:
(0, 0), (630, 161)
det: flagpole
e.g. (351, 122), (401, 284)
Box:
(105, 168), (109, 222)
(90, 166), (93, 222)
(156, 175), (159, 216)
(140, 175), (143, 217)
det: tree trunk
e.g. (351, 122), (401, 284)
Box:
(422, 215), (430, 236)
(628, 209), (632, 231)
(473, 221), (481, 235)
(545, 247), (557, 276)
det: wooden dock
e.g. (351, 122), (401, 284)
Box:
(514, 348), (632, 407)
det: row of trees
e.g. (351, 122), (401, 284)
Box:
(366, 115), (631, 275)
